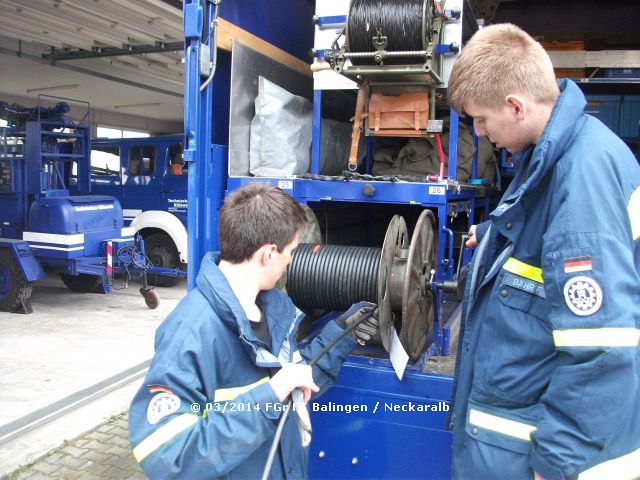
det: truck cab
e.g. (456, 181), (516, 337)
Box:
(87, 135), (187, 286)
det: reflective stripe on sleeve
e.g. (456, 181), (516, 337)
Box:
(579, 445), (640, 480)
(502, 257), (544, 283)
(468, 408), (536, 441)
(292, 350), (303, 363)
(629, 186), (640, 241)
(553, 328), (640, 347)
(133, 413), (198, 463)
(213, 376), (269, 403)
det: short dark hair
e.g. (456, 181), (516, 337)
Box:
(218, 182), (307, 263)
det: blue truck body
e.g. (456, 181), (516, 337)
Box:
(83, 135), (188, 286)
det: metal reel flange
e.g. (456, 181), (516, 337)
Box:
(400, 209), (437, 361)
(377, 215), (409, 351)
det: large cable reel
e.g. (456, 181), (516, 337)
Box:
(346, 0), (437, 66)
(287, 209), (437, 361)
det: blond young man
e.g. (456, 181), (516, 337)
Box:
(447, 24), (640, 480)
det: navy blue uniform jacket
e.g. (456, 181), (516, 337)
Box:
(451, 80), (640, 480)
(129, 253), (356, 479)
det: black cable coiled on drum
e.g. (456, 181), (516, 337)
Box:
(287, 243), (381, 312)
(347, 0), (426, 65)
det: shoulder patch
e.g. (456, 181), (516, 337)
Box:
(147, 392), (181, 425)
(563, 276), (603, 316)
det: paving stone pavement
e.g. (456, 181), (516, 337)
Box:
(2, 412), (146, 480)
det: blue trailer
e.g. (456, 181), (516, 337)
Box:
(0, 98), (161, 313)
(182, 1), (488, 477)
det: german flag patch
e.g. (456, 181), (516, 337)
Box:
(564, 256), (592, 273)
(147, 384), (173, 394)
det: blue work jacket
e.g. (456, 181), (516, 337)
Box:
(129, 253), (356, 479)
(451, 80), (640, 480)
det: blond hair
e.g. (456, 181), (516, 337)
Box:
(448, 23), (559, 114)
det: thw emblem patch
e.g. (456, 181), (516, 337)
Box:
(563, 276), (603, 316)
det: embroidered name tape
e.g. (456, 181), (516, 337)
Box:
(502, 272), (546, 298)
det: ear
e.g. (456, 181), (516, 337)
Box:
(257, 244), (277, 266)
(505, 94), (527, 120)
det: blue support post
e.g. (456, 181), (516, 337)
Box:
(471, 128), (479, 180)
(436, 205), (448, 281)
(463, 200), (475, 267)
(311, 90), (322, 175)
(448, 108), (459, 179)
(366, 136), (373, 174)
(184, 0), (214, 290)
(442, 225), (455, 281)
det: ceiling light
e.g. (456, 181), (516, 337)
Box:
(113, 102), (163, 109)
(26, 84), (80, 93)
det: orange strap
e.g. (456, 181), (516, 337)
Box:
(349, 87), (367, 170)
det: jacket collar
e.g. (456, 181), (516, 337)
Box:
(515, 79), (586, 196)
(195, 252), (299, 366)
(489, 80), (586, 241)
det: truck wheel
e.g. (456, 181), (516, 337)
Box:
(144, 232), (181, 287)
(0, 249), (33, 312)
(60, 273), (104, 292)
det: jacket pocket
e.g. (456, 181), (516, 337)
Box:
(455, 400), (540, 480)
(497, 271), (547, 320)
(465, 400), (539, 455)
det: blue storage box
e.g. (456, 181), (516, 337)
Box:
(620, 95), (640, 139)
(603, 68), (640, 78)
(585, 95), (621, 135)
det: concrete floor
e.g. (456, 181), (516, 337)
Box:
(0, 272), (186, 475)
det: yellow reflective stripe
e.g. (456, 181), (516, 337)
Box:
(468, 408), (536, 441)
(553, 328), (640, 347)
(502, 257), (543, 283)
(292, 350), (303, 363)
(133, 413), (198, 463)
(579, 446), (640, 480)
(214, 376), (269, 403)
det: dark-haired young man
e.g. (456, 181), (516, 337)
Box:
(129, 182), (378, 479)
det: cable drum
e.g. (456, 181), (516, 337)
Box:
(287, 210), (437, 362)
(346, 0), (433, 65)
(287, 244), (380, 312)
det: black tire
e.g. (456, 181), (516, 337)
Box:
(144, 232), (181, 287)
(60, 273), (104, 292)
(0, 249), (33, 312)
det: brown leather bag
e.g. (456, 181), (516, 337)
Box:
(368, 92), (429, 136)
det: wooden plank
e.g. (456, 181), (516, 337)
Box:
(217, 17), (312, 78)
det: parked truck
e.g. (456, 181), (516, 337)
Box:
(0, 98), (161, 312)
(86, 135), (187, 286)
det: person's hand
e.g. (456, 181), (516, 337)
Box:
(335, 301), (379, 346)
(534, 472), (545, 480)
(269, 363), (319, 403)
(465, 224), (478, 248)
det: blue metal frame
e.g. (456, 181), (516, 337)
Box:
(180, 4), (491, 478)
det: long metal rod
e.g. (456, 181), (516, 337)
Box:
(43, 42), (184, 61)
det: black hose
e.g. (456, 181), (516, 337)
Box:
(261, 309), (375, 480)
(287, 244), (380, 312)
